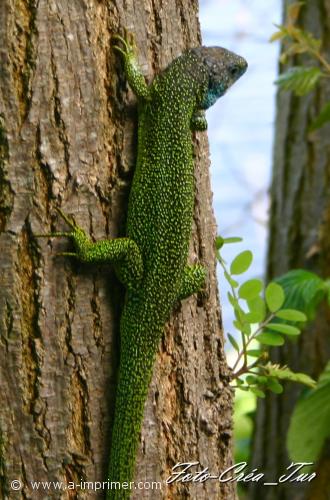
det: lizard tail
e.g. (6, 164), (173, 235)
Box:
(106, 322), (162, 500)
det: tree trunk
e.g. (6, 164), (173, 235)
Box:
(250, 1), (330, 500)
(0, 1), (236, 499)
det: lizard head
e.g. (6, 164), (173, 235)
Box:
(191, 47), (247, 109)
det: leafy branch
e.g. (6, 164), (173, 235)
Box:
(287, 361), (330, 464)
(216, 236), (330, 398)
(270, 1), (330, 130)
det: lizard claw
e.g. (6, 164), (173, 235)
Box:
(55, 251), (78, 258)
(112, 29), (136, 58)
(36, 208), (91, 260)
(35, 231), (72, 239)
(55, 207), (77, 230)
(35, 208), (78, 239)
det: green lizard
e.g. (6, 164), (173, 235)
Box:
(38, 33), (247, 499)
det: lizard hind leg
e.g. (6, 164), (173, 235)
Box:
(36, 207), (143, 291)
(178, 264), (207, 301)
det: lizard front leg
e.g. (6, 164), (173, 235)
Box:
(36, 208), (143, 291)
(113, 32), (151, 101)
(178, 264), (207, 300)
(190, 110), (208, 131)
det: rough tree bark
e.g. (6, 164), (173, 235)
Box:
(0, 1), (236, 499)
(250, 1), (330, 500)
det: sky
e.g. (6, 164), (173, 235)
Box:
(199, 0), (281, 344)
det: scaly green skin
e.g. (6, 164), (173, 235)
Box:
(38, 34), (247, 499)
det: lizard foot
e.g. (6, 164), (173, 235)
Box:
(191, 111), (208, 131)
(35, 207), (91, 260)
(112, 29), (136, 59)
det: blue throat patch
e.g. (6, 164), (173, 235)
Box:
(202, 84), (225, 109)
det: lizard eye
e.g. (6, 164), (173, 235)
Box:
(229, 66), (240, 78)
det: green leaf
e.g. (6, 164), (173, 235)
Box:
(246, 349), (262, 358)
(241, 322), (251, 336)
(263, 363), (316, 388)
(222, 237), (243, 244)
(234, 308), (251, 335)
(230, 250), (253, 275)
(227, 292), (236, 307)
(284, 42), (308, 56)
(265, 282), (285, 312)
(238, 279), (263, 300)
(224, 271), (239, 288)
(233, 319), (242, 332)
(270, 30), (285, 42)
(287, 2), (305, 23)
(250, 387), (266, 398)
(233, 319), (251, 336)
(275, 67), (323, 96)
(246, 375), (258, 385)
(275, 309), (307, 322)
(257, 375), (268, 385)
(256, 332), (285, 346)
(245, 311), (262, 324)
(309, 101), (330, 131)
(297, 29), (322, 52)
(247, 296), (266, 323)
(287, 362), (330, 462)
(215, 236), (224, 249)
(279, 52), (288, 65)
(275, 269), (325, 320)
(234, 303), (245, 320)
(267, 323), (301, 336)
(228, 333), (240, 352)
(267, 379), (284, 394)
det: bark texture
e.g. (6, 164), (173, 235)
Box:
(250, 1), (330, 500)
(0, 1), (236, 499)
